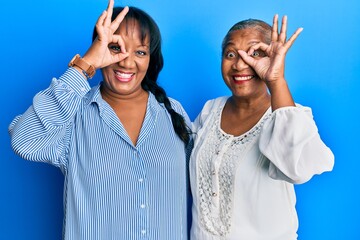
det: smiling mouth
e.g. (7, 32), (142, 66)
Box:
(233, 75), (254, 83)
(115, 70), (135, 82)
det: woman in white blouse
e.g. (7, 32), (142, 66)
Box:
(189, 15), (334, 240)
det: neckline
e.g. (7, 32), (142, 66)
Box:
(216, 98), (271, 139)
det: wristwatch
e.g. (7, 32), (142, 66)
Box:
(68, 54), (96, 79)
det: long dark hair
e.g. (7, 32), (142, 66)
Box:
(92, 7), (191, 144)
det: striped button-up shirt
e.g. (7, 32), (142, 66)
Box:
(9, 68), (192, 240)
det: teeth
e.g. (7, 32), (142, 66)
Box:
(116, 72), (133, 78)
(234, 75), (253, 81)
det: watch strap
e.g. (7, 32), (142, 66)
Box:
(68, 54), (96, 79)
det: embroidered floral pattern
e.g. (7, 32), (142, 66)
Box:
(197, 105), (270, 236)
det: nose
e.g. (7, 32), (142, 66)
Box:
(232, 55), (248, 70)
(118, 53), (135, 68)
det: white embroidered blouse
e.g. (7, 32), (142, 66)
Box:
(189, 97), (334, 240)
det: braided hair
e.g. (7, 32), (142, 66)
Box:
(92, 6), (191, 144)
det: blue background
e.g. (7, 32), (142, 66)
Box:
(1, 0), (359, 239)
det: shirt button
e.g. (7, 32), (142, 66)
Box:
(141, 229), (146, 235)
(80, 87), (86, 92)
(140, 204), (146, 209)
(138, 178), (144, 183)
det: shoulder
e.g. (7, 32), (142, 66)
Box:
(168, 97), (183, 109)
(168, 97), (187, 115)
(167, 97), (192, 129)
(295, 103), (313, 114)
(200, 96), (228, 114)
(192, 96), (228, 131)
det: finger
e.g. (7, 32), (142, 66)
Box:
(110, 6), (129, 33)
(284, 27), (303, 49)
(238, 50), (256, 67)
(105, 0), (115, 26)
(97, 10), (107, 25)
(271, 14), (279, 42)
(248, 42), (270, 56)
(279, 15), (287, 43)
(115, 52), (130, 63)
(96, 10), (107, 26)
(112, 35), (127, 53)
(95, 10), (107, 40)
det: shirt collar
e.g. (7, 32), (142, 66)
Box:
(83, 83), (102, 106)
(83, 82), (163, 117)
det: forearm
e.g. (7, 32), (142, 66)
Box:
(32, 68), (90, 127)
(259, 106), (334, 184)
(9, 108), (71, 165)
(9, 68), (90, 165)
(267, 78), (295, 111)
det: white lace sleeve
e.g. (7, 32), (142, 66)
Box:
(259, 105), (334, 184)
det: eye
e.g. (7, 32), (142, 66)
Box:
(250, 50), (266, 58)
(225, 51), (237, 59)
(136, 50), (148, 56)
(109, 44), (121, 53)
(251, 51), (260, 57)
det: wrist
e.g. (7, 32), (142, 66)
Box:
(72, 66), (88, 79)
(68, 54), (96, 79)
(266, 78), (287, 92)
(267, 79), (295, 110)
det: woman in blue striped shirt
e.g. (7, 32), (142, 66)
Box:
(9, 0), (192, 239)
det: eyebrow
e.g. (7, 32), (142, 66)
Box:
(137, 44), (149, 49)
(224, 40), (261, 49)
(224, 41), (236, 49)
(248, 40), (260, 45)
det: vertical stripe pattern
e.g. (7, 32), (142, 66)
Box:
(9, 68), (191, 240)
